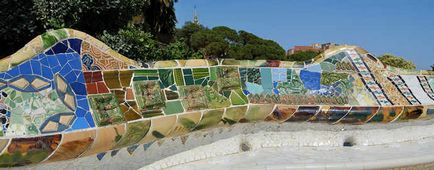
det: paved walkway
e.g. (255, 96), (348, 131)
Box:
(142, 120), (434, 170)
(164, 137), (434, 169)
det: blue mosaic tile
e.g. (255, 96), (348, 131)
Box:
(58, 54), (69, 66)
(85, 112), (95, 127)
(260, 68), (273, 93)
(51, 65), (61, 74)
(68, 58), (82, 70)
(45, 49), (55, 55)
(40, 56), (49, 66)
(68, 38), (82, 53)
(19, 62), (32, 75)
(65, 72), (77, 83)
(71, 82), (87, 95)
(143, 142), (154, 151)
(51, 42), (68, 54)
(76, 107), (87, 117)
(77, 98), (90, 110)
(30, 60), (42, 75)
(7, 66), (19, 78)
(59, 63), (73, 76)
(300, 70), (321, 90)
(111, 150), (119, 157)
(70, 117), (90, 130)
(96, 152), (106, 161)
(127, 145), (139, 155)
(243, 89), (250, 95)
(47, 55), (60, 68)
(41, 66), (53, 79)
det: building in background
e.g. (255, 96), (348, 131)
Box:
(287, 43), (338, 55)
(193, 5), (200, 25)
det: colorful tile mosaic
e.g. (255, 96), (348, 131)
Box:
(0, 29), (433, 167)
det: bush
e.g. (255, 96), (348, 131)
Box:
(287, 51), (320, 61)
(98, 26), (163, 61)
(378, 54), (416, 70)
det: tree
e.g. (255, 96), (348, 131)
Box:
(188, 26), (285, 60)
(1, 0), (178, 57)
(98, 26), (163, 61)
(287, 51), (320, 61)
(378, 54), (416, 70)
(212, 26), (240, 45)
(143, 0), (178, 43)
(175, 21), (206, 47)
(236, 31), (285, 60)
(162, 40), (192, 60)
(0, 0), (43, 57)
(33, 0), (147, 35)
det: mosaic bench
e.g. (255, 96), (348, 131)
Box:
(0, 29), (433, 167)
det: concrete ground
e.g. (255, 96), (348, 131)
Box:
(154, 135), (434, 170)
(142, 119), (434, 170)
(15, 118), (434, 170)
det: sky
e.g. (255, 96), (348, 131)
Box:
(175, 0), (434, 69)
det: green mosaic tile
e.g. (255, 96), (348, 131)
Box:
(134, 69), (159, 76)
(216, 66), (241, 91)
(210, 67), (217, 81)
(192, 68), (209, 79)
(194, 109), (224, 130)
(223, 106), (247, 124)
(114, 120), (151, 149)
(41, 33), (58, 49)
(163, 101), (184, 115)
(88, 93), (124, 126)
(3, 87), (71, 136)
(204, 86), (231, 109)
(180, 86), (208, 111)
(245, 104), (274, 122)
(184, 76), (194, 85)
(158, 69), (174, 88)
(173, 68), (184, 86)
(132, 81), (165, 112)
(230, 90), (247, 105)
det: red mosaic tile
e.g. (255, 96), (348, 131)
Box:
(92, 71), (103, 82)
(96, 82), (110, 93)
(125, 88), (135, 101)
(84, 72), (92, 83)
(86, 83), (98, 94)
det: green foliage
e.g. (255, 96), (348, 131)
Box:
(175, 22), (207, 46)
(0, 0), (42, 57)
(99, 26), (163, 61)
(144, 0), (178, 43)
(287, 51), (320, 61)
(163, 40), (203, 59)
(1, 0), (178, 57)
(33, 0), (147, 33)
(378, 54), (416, 70)
(162, 40), (190, 60)
(230, 31), (286, 60)
(183, 25), (285, 60)
(99, 26), (203, 61)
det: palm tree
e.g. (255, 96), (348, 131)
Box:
(143, 0), (178, 43)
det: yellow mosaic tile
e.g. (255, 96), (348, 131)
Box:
(42, 121), (59, 132)
(31, 78), (49, 89)
(64, 93), (76, 109)
(56, 75), (68, 93)
(10, 78), (29, 89)
(59, 115), (74, 125)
